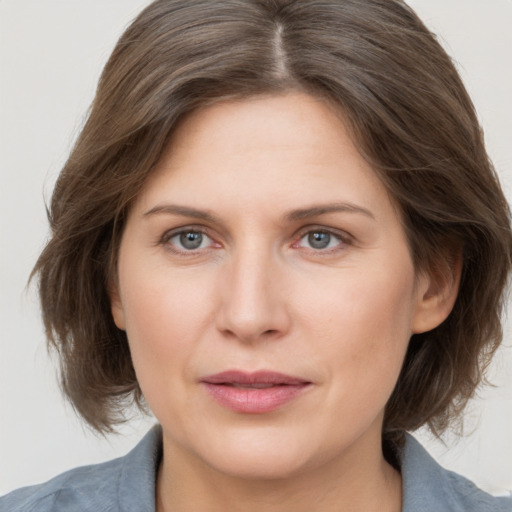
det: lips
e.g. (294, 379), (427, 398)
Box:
(200, 370), (311, 413)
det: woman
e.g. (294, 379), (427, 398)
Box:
(1, 0), (511, 511)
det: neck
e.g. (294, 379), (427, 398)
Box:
(156, 432), (402, 512)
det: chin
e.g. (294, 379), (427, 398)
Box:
(188, 426), (329, 481)
(209, 448), (313, 481)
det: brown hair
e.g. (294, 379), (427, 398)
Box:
(33, 0), (512, 444)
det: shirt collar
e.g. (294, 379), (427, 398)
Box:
(118, 424), (162, 512)
(116, 426), (509, 512)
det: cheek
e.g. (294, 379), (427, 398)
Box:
(296, 259), (416, 384)
(120, 261), (207, 336)
(117, 265), (220, 389)
(116, 272), (175, 366)
(117, 279), (198, 426)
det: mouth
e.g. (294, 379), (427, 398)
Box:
(200, 370), (312, 414)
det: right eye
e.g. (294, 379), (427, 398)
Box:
(161, 228), (217, 253)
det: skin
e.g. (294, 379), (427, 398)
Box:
(111, 92), (458, 512)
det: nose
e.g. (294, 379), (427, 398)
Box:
(216, 246), (291, 343)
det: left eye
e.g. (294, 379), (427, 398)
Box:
(298, 230), (344, 250)
(167, 230), (213, 251)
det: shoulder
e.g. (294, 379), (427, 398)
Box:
(401, 434), (512, 512)
(0, 457), (124, 512)
(0, 425), (162, 512)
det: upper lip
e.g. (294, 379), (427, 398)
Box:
(201, 370), (310, 386)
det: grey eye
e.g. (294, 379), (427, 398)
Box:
(308, 231), (331, 249)
(297, 230), (345, 251)
(164, 230), (212, 251)
(179, 231), (204, 250)
(307, 231), (331, 249)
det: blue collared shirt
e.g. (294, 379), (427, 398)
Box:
(1, 426), (510, 511)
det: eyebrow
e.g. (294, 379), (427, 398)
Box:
(143, 204), (220, 223)
(284, 202), (375, 222)
(143, 202), (375, 223)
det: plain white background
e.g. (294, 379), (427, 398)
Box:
(1, 0), (511, 496)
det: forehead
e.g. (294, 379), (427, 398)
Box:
(175, 92), (360, 154)
(129, 92), (401, 231)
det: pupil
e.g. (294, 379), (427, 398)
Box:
(308, 232), (330, 249)
(180, 231), (202, 249)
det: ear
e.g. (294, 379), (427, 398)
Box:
(411, 251), (462, 334)
(109, 281), (126, 331)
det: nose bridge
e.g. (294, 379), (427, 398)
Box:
(217, 239), (288, 342)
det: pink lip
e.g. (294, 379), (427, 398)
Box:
(200, 370), (311, 414)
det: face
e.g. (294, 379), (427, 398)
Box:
(111, 92), (447, 480)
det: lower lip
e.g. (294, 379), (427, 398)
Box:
(202, 383), (310, 413)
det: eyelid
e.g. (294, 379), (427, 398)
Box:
(159, 225), (221, 253)
(157, 223), (353, 254)
(295, 224), (353, 241)
(291, 225), (354, 251)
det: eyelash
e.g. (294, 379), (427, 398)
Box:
(159, 225), (353, 255)
(292, 226), (352, 254)
(159, 226), (219, 255)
